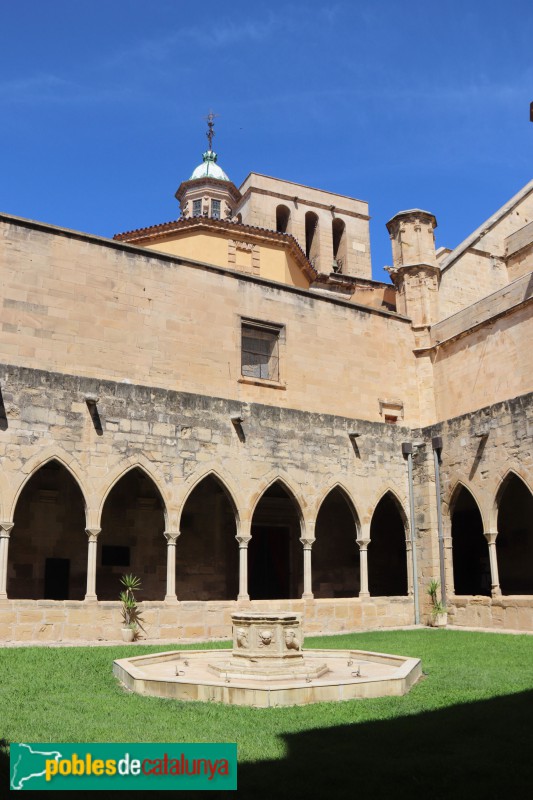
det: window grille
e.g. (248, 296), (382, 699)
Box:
(211, 199), (221, 220)
(193, 199), (202, 217)
(241, 323), (280, 382)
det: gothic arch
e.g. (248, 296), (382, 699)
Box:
(9, 456), (89, 599)
(368, 489), (409, 596)
(313, 482), (361, 534)
(369, 486), (409, 534)
(446, 479), (488, 531)
(494, 470), (533, 595)
(313, 484), (361, 598)
(450, 482), (490, 596)
(248, 476), (306, 600)
(249, 472), (306, 529)
(178, 467), (243, 528)
(490, 468), (533, 531)
(9, 450), (89, 524)
(97, 458), (170, 527)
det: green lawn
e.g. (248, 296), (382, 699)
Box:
(2, 630), (533, 798)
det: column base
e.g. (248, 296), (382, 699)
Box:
(237, 594), (250, 603)
(301, 592), (314, 600)
(84, 594), (98, 603)
(358, 591), (370, 599)
(491, 586), (502, 598)
(164, 594), (179, 604)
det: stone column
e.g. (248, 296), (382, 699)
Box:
(84, 528), (101, 601)
(164, 531), (180, 602)
(236, 535), (251, 602)
(300, 538), (314, 600)
(357, 538), (370, 598)
(484, 531), (502, 598)
(0, 522), (14, 600)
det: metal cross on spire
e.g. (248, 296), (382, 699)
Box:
(205, 110), (219, 151)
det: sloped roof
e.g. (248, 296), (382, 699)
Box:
(113, 216), (319, 280)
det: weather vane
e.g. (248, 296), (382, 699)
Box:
(205, 110), (219, 151)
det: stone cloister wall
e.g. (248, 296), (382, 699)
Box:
(0, 362), (417, 641)
(413, 392), (533, 629)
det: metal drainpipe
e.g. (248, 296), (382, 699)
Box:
(432, 436), (446, 607)
(402, 443), (420, 625)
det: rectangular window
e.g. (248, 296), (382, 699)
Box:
(192, 199), (202, 217)
(211, 199), (221, 220)
(241, 321), (281, 382)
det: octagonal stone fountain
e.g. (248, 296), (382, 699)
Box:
(113, 611), (421, 708)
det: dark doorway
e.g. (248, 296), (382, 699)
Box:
(249, 482), (302, 600)
(249, 525), (290, 599)
(44, 558), (70, 600)
(451, 486), (490, 596)
(496, 475), (533, 595)
(368, 493), (408, 596)
(9, 460), (86, 600)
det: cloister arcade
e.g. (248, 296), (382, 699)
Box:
(1, 459), (530, 608)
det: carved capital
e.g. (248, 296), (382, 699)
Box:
(484, 531), (498, 545)
(235, 535), (251, 547)
(299, 537), (315, 550)
(85, 527), (101, 543)
(164, 531), (180, 545)
(0, 522), (14, 538)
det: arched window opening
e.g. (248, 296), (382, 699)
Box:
(276, 204), (291, 234)
(314, 488), (359, 598)
(98, 468), (166, 601)
(177, 476), (238, 601)
(368, 493), (408, 596)
(332, 218), (347, 273)
(249, 482), (302, 600)
(496, 475), (533, 595)
(451, 486), (490, 596)
(305, 211), (319, 266)
(9, 461), (86, 600)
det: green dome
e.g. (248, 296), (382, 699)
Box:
(190, 150), (230, 182)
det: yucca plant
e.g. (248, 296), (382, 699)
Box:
(119, 574), (146, 638)
(427, 579), (447, 617)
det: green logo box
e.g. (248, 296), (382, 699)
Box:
(10, 742), (237, 791)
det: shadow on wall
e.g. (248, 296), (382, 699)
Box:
(3, 691), (533, 799)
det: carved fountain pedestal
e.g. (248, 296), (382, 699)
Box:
(209, 612), (328, 681)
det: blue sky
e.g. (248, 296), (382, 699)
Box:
(1, 0), (532, 282)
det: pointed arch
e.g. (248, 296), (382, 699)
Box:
(370, 487), (409, 534)
(9, 457), (88, 599)
(97, 457), (170, 527)
(249, 472), (306, 526)
(10, 451), (89, 524)
(313, 484), (361, 598)
(98, 463), (167, 600)
(313, 481), (361, 533)
(368, 489), (409, 596)
(494, 471), (533, 595)
(249, 476), (305, 600)
(178, 467), (243, 528)
(490, 468), (533, 531)
(450, 482), (490, 596)
(176, 471), (240, 601)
